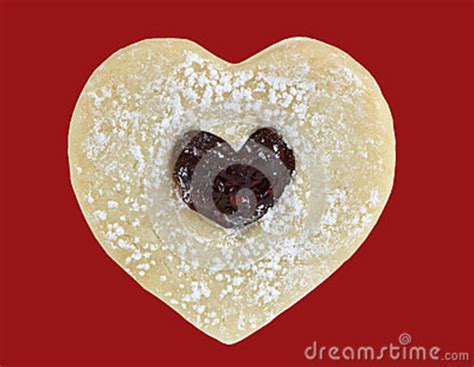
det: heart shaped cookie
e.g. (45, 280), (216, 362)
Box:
(68, 37), (395, 344)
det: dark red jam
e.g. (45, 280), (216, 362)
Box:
(172, 127), (295, 228)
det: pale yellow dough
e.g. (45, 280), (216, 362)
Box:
(68, 37), (395, 344)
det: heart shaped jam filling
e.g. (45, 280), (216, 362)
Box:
(172, 128), (295, 228)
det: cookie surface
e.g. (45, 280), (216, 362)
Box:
(68, 37), (395, 344)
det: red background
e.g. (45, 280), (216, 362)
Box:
(2, 1), (473, 366)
